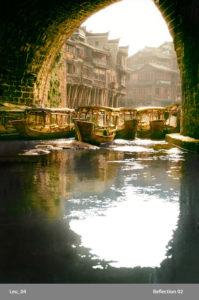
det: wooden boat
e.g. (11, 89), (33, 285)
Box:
(11, 107), (75, 139)
(75, 105), (118, 145)
(115, 108), (138, 139)
(11, 120), (75, 139)
(0, 103), (27, 140)
(136, 107), (165, 139)
(74, 120), (115, 146)
(150, 119), (164, 138)
(164, 104), (181, 134)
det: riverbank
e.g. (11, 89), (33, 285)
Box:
(166, 133), (199, 153)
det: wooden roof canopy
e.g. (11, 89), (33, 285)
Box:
(77, 105), (120, 113)
(118, 107), (137, 113)
(136, 106), (165, 113)
(25, 107), (75, 114)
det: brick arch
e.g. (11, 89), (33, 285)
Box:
(154, 0), (199, 138)
(0, 0), (116, 105)
(0, 0), (198, 137)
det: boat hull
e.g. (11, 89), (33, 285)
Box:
(137, 120), (164, 139)
(11, 120), (75, 140)
(115, 119), (138, 140)
(74, 120), (115, 146)
(150, 120), (164, 139)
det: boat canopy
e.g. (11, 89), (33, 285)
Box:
(77, 105), (120, 113)
(137, 106), (165, 113)
(118, 107), (137, 112)
(164, 104), (181, 112)
(25, 107), (75, 115)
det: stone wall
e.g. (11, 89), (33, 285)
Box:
(0, 0), (116, 106)
(46, 45), (67, 108)
(154, 0), (199, 138)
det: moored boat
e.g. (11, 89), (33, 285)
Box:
(164, 104), (181, 134)
(11, 120), (75, 139)
(11, 107), (75, 139)
(74, 119), (115, 146)
(150, 119), (164, 138)
(74, 105), (118, 145)
(136, 106), (165, 139)
(0, 102), (28, 140)
(115, 108), (138, 139)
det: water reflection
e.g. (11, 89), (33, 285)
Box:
(0, 138), (199, 282)
(155, 154), (199, 283)
(69, 195), (179, 268)
(66, 139), (181, 269)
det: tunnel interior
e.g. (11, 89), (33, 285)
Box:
(0, 0), (198, 137)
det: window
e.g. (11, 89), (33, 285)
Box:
(121, 75), (126, 86)
(67, 63), (75, 74)
(149, 72), (153, 80)
(155, 88), (160, 96)
(177, 87), (181, 93)
(83, 67), (91, 78)
(94, 68), (105, 81)
(121, 56), (126, 66)
(77, 47), (84, 58)
(131, 73), (137, 81)
(164, 88), (168, 96)
(66, 44), (75, 55)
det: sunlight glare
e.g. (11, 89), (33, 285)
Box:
(83, 0), (172, 55)
(69, 186), (179, 268)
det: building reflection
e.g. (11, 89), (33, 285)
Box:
(30, 150), (123, 217)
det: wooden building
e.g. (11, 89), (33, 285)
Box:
(123, 42), (181, 107)
(64, 27), (128, 108)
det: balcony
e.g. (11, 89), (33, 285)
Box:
(93, 60), (107, 69)
(66, 73), (81, 84)
(93, 79), (106, 88)
(116, 64), (127, 73)
(109, 82), (119, 89)
(82, 77), (93, 86)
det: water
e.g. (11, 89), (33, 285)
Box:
(0, 138), (199, 283)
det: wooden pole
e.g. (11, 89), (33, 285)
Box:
(72, 85), (78, 108)
(68, 84), (72, 107)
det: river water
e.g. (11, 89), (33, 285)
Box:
(0, 138), (199, 283)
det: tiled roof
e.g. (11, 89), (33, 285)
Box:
(148, 63), (178, 73)
(129, 63), (178, 73)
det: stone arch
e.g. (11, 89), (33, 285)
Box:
(0, 0), (116, 106)
(154, 0), (199, 138)
(0, 0), (198, 137)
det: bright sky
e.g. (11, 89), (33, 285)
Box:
(82, 0), (173, 56)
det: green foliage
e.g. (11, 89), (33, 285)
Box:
(182, 108), (199, 138)
(51, 52), (62, 69)
(48, 79), (61, 107)
(48, 51), (63, 107)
